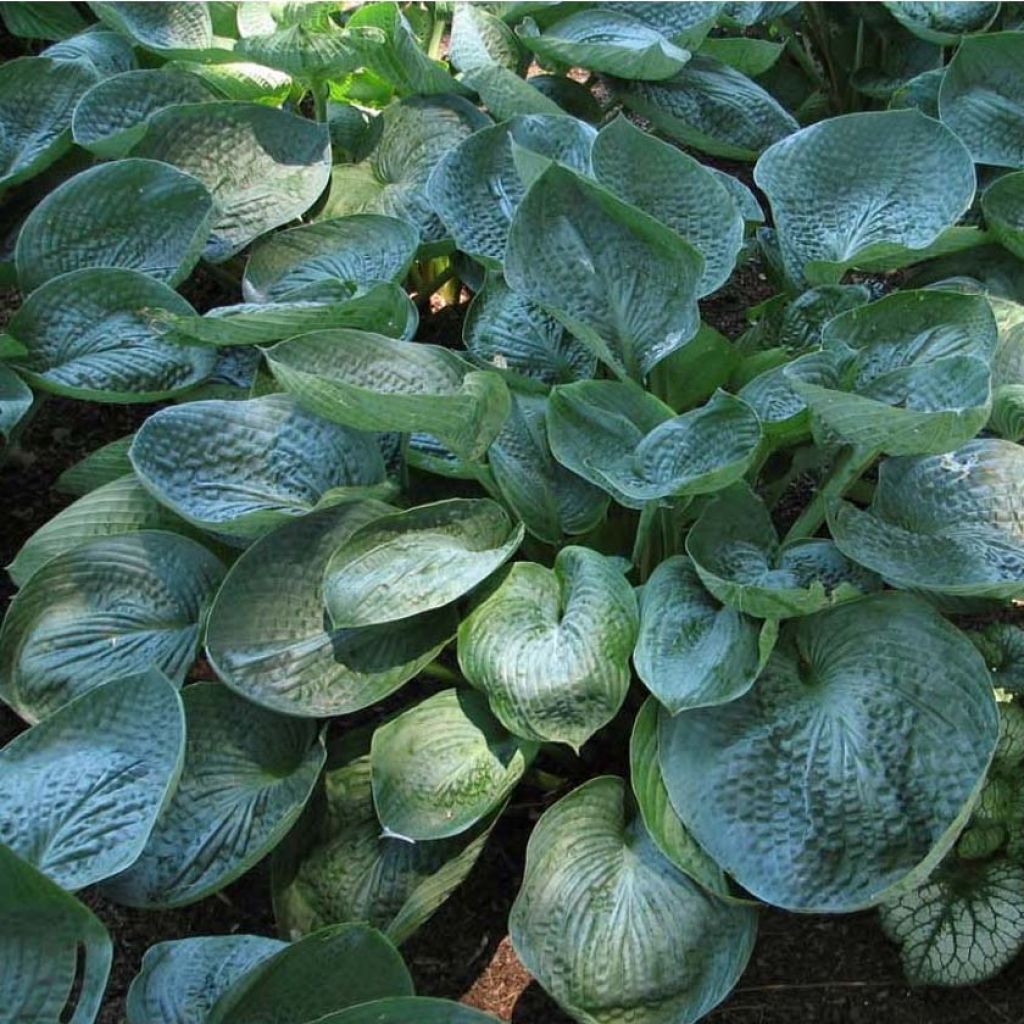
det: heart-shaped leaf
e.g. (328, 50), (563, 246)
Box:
(460, 65), (565, 120)
(236, 22), (360, 77)
(0, 670), (185, 889)
(983, 171), (1024, 261)
(315, 1000), (501, 1024)
(55, 434), (134, 495)
(458, 546), (637, 749)
(885, 2), (999, 46)
(0, 366), (31, 442)
(450, 3), (523, 73)
(89, 1), (214, 55)
(659, 593), (999, 911)
(42, 27), (137, 76)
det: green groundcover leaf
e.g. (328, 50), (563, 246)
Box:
(42, 27), (137, 77)
(8, 267), (215, 402)
(323, 498), (523, 628)
(55, 433), (134, 495)
(460, 65), (565, 120)
(0, 1), (89, 40)
(660, 593), (999, 912)
(883, 1), (998, 45)
(315, 999), (501, 1024)
(103, 682), (324, 908)
(450, 3), (523, 73)
(89, 1), (215, 55)
(0, 531), (224, 722)
(829, 438), (1024, 600)
(971, 622), (1024, 694)
(133, 102), (331, 262)
(130, 395), (387, 540)
(206, 502), (457, 717)
(0, 670), (185, 890)
(458, 546), (638, 750)
(372, 688), (535, 841)
(268, 329), (510, 461)
(754, 110), (975, 285)
(510, 776), (757, 1024)
(505, 164), (704, 381)
(15, 158), (214, 294)
(983, 171), (1024, 261)
(548, 381), (761, 509)
(0, 844), (112, 1024)
(0, 366), (32, 442)
(686, 482), (881, 618)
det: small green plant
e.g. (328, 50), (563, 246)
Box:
(3, 2), (1024, 1022)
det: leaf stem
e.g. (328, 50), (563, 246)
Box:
(632, 502), (659, 581)
(312, 79), (329, 122)
(427, 13), (446, 62)
(420, 660), (463, 685)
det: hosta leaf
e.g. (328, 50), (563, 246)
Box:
(687, 482), (881, 618)
(510, 776), (757, 1024)
(883, 1), (999, 45)
(103, 683), (324, 908)
(176, 59), (292, 102)
(323, 499), (523, 628)
(0, 844), (112, 1024)
(130, 395), (386, 540)
(604, 0), (724, 41)
(527, 73), (603, 122)
(236, 22), (359, 77)
(243, 215), (419, 303)
(206, 924), (413, 1024)
(133, 103), (331, 262)
(8, 267), (215, 402)
(89, 1), (213, 54)
(619, 56), (798, 161)
(463, 274), (595, 385)
(0, 531), (224, 722)
(273, 742), (493, 944)
(42, 28), (137, 77)
(7, 474), (192, 588)
(660, 593), (999, 912)
(786, 289), (998, 456)
(460, 65), (565, 119)
(55, 434), (134, 495)
(315, 999), (500, 1024)
(880, 860), (1024, 985)
(206, 502), (457, 717)
(72, 68), (218, 159)
(970, 623), (1024, 694)
(319, 96), (489, 244)
(698, 36), (784, 77)
(489, 391), (608, 544)
(505, 164), (704, 381)
(891, 66), (944, 117)
(548, 381), (761, 509)
(449, 4), (523, 73)
(592, 116), (744, 296)
(371, 688), (535, 840)
(738, 363), (809, 442)
(983, 171), (1024, 261)
(426, 114), (596, 268)
(518, 10), (691, 81)
(635, 556), (768, 714)
(127, 935), (286, 1024)
(0, 56), (98, 191)
(630, 698), (728, 895)
(754, 110), (975, 285)
(458, 546), (637, 749)
(267, 329), (510, 461)
(829, 438), (1024, 599)
(15, 159), (214, 294)
(0, 365), (31, 442)
(0, 1), (89, 40)
(0, 670), (185, 889)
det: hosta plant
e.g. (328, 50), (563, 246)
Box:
(3, 2), (1024, 1022)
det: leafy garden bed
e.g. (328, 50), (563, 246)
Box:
(4, 3), (1024, 1024)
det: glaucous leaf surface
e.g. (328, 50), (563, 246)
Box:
(242, 215), (419, 304)
(71, 68), (218, 158)
(132, 102), (331, 262)
(205, 924), (414, 1024)
(0, 844), (112, 1024)
(630, 698), (729, 895)
(592, 116), (744, 296)
(698, 35), (784, 77)
(0, 1), (89, 40)
(426, 114), (596, 268)
(0, 365), (31, 442)
(829, 438), (1024, 599)
(205, 502), (457, 717)
(460, 65), (565, 120)
(89, 1), (214, 53)
(983, 171), (1024, 261)
(0, 56), (98, 191)
(0, 531), (224, 722)
(619, 56), (798, 161)
(754, 110), (975, 285)
(517, 10), (691, 81)
(971, 623), (1024, 694)
(786, 289), (998, 455)
(7, 474), (192, 588)
(505, 164), (704, 381)
(462, 274), (595, 385)
(635, 555), (768, 713)
(267, 329), (510, 461)
(42, 27), (138, 76)
(458, 546), (638, 749)
(323, 498), (522, 628)
(606, 0), (724, 39)
(687, 483), (881, 618)
(7, 267), (215, 402)
(103, 683), (324, 908)
(488, 390), (608, 544)
(449, 3), (523, 73)
(315, 999), (501, 1024)
(177, 58), (293, 102)
(127, 935), (286, 1024)
(0, 671), (185, 890)
(510, 776), (757, 1024)
(236, 22), (360, 77)
(130, 395), (386, 540)
(548, 381), (761, 509)
(15, 158), (214, 293)
(320, 95), (489, 244)
(660, 593), (999, 911)
(883, 1), (999, 44)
